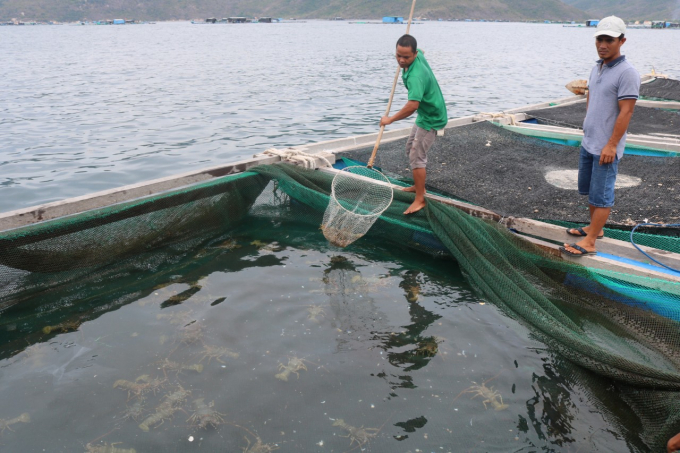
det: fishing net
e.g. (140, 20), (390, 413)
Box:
(322, 166), (393, 247)
(2, 163), (680, 450)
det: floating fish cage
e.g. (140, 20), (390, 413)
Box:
(2, 80), (680, 452)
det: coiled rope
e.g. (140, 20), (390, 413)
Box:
(263, 148), (332, 169)
(477, 112), (518, 125)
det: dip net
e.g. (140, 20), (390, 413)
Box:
(2, 163), (680, 450)
(322, 166), (393, 247)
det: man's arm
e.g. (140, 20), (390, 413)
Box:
(380, 100), (420, 127)
(668, 432), (680, 453)
(599, 98), (636, 165)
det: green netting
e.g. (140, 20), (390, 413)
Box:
(247, 165), (680, 384)
(0, 172), (268, 308)
(545, 219), (680, 255)
(2, 163), (680, 450)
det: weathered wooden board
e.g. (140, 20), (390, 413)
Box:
(0, 153), (334, 231)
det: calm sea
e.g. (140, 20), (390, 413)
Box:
(1, 20), (679, 212)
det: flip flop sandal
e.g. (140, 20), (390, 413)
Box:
(566, 227), (604, 239)
(560, 243), (597, 257)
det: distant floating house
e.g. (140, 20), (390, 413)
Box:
(652, 21), (679, 28)
(113, 18), (125, 25)
(258, 17), (272, 23)
(585, 19), (599, 27)
(382, 16), (404, 24)
(227, 17), (248, 23)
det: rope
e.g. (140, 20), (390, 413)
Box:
(630, 223), (680, 274)
(477, 112), (518, 126)
(262, 148), (332, 169)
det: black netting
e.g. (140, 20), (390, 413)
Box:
(339, 121), (680, 225)
(640, 78), (680, 101)
(525, 103), (680, 136)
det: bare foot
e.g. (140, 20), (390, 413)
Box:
(404, 199), (426, 215)
(402, 186), (416, 193)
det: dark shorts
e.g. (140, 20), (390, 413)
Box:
(578, 146), (619, 208)
(405, 125), (437, 169)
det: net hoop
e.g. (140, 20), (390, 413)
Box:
(321, 166), (394, 247)
(328, 166), (394, 217)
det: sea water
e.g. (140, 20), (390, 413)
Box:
(0, 218), (637, 452)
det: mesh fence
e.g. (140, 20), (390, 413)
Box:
(2, 163), (680, 450)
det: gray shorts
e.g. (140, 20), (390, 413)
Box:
(405, 125), (437, 169)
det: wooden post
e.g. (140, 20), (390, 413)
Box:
(367, 0), (417, 168)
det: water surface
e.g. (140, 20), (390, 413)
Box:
(0, 219), (636, 452)
(1, 21), (679, 212)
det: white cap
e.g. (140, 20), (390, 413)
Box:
(594, 16), (626, 38)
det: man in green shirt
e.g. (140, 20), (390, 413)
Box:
(380, 34), (448, 214)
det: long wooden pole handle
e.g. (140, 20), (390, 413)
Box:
(367, 0), (417, 169)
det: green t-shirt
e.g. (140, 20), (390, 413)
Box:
(402, 50), (448, 131)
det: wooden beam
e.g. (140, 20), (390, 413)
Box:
(507, 123), (680, 145)
(503, 95), (586, 113)
(561, 253), (680, 289)
(0, 152), (335, 232)
(637, 100), (680, 110)
(511, 231), (680, 294)
(505, 217), (680, 271)
(498, 123), (680, 153)
(502, 98), (680, 112)
(307, 95), (588, 155)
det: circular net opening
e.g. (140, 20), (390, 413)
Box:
(321, 166), (394, 248)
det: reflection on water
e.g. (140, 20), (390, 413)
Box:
(323, 255), (392, 353)
(523, 362), (577, 448)
(0, 220), (657, 451)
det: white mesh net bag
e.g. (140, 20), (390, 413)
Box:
(321, 166), (394, 247)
